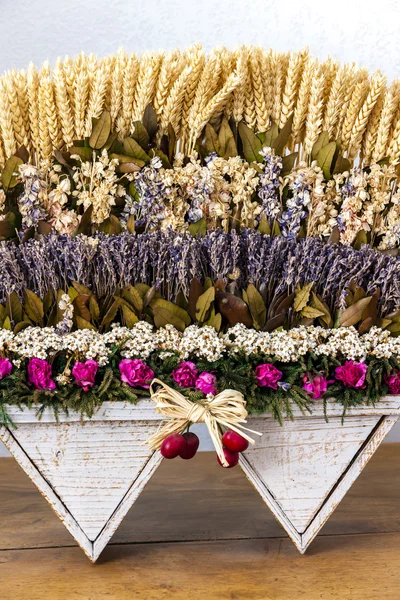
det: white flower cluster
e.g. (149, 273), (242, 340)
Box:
(1, 323), (400, 366)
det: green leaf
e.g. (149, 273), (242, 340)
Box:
(203, 124), (220, 155)
(0, 220), (16, 239)
(263, 122), (279, 148)
(13, 321), (31, 334)
(142, 105), (158, 140)
(123, 137), (150, 163)
(316, 141), (336, 179)
(311, 292), (333, 327)
(70, 146), (93, 161)
(258, 213), (271, 235)
(73, 205), (93, 236)
(23, 290), (44, 324)
(272, 114), (294, 156)
(150, 148), (171, 168)
(333, 156), (351, 174)
(281, 152), (298, 176)
(121, 304), (139, 328)
(75, 315), (97, 330)
(238, 122), (263, 163)
(101, 299), (121, 329)
(122, 285), (143, 313)
(246, 284), (266, 329)
(6, 291), (23, 323)
(1, 155), (23, 191)
(151, 298), (191, 332)
(215, 292), (252, 327)
(353, 229), (368, 249)
(71, 282), (92, 296)
(188, 218), (207, 237)
(340, 297), (373, 327)
(89, 295), (100, 322)
(73, 295), (91, 322)
(311, 131), (330, 160)
(218, 118), (237, 158)
(2, 316), (12, 331)
(195, 287), (215, 323)
(131, 121), (150, 148)
(301, 306), (325, 319)
(126, 214), (135, 233)
(89, 111), (111, 149)
(294, 283), (314, 312)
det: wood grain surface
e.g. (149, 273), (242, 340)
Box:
(1, 446), (400, 599)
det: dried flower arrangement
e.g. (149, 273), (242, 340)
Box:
(0, 47), (399, 429)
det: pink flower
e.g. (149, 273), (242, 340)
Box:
(172, 361), (198, 388)
(119, 358), (154, 388)
(335, 361), (368, 389)
(384, 370), (400, 394)
(255, 363), (283, 389)
(27, 358), (56, 390)
(72, 360), (98, 392)
(0, 357), (12, 380)
(302, 373), (332, 399)
(195, 372), (217, 395)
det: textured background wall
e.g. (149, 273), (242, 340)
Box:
(0, 0), (400, 453)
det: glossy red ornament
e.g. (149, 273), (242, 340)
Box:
(217, 447), (239, 468)
(222, 429), (249, 453)
(179, 432), (200, 459)
(160, 433), (186, 459)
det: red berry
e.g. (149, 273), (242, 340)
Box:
(217, 447), (239, 468)
(160, 433), (186, 459)
(222, 430), (249, 453)
(179, 432), (200, 460)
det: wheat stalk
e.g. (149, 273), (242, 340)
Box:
(347, 71), (386, 159)
(303, 65), (326, 155)
(53, 58), (75, 147)
(372, 80), (400, 162)
(279, 49), (306, 129)
(131, 53), (162, 126)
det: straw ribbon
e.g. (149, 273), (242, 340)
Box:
(147, 379), (262, 467)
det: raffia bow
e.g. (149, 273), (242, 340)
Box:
(147, 379), (262, 467)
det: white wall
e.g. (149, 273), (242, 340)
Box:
(0, 0), (399, 454)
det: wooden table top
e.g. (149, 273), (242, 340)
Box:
(1, 445), (400, 599)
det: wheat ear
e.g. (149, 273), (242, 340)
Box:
(26, 63), (41, 156)
(116, 53), (139, 138)
(291, 56), (316, 146)
(85, 59), (110, 135)
(347, 72), (386, 159)
(109, 49), (127, 129)
(180, 44), (205, 150)
(279, 49), (306, 129)
(131, 53), (162, 126)
(322, 64), (348, 138)
(372, 80), (400, 162)
(0, 79), (17, 158)
(249, 47), (269, 132)
(231, 48), (248, 124)
(73, 53), (90, 139)
(153, 50), (183, 120)
(339, 74), (369, 153)
(259, 48), (274, 125)
(362, 92), (385, 165)
(160, 66), (193, 138)
(53, 58), (75, 147)
(3, 72), (29, 150)
(303, 65), (326, 155)
(188, 70), (243, 152)
(12, 69), (32, 152)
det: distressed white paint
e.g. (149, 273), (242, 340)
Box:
(1, 396), (399, 559)
(0, 401), (165, 561)
(242, 396), (400, 553)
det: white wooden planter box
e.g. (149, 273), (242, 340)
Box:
(1, 396), (399, 561)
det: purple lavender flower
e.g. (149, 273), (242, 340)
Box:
(258, 148), (282, 223)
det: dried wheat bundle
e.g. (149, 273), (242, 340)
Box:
(0, 47), (398, 166)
